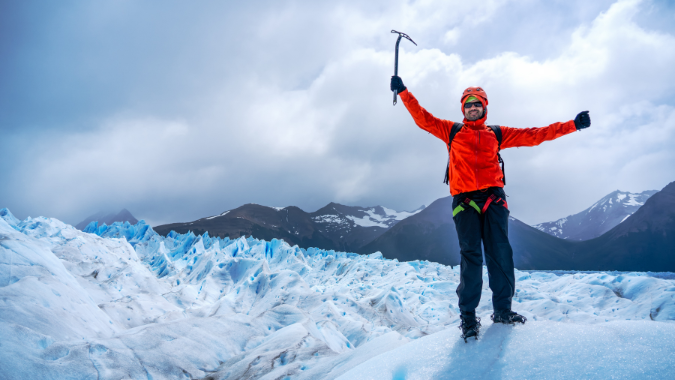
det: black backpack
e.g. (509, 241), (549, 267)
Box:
(443, 122), (505, 185)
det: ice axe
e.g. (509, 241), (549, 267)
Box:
(391, 30), (417, 106)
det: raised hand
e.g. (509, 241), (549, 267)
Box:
(391, 76), (406, 93)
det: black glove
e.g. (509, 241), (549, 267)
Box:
(391, 76), (406, 93)
(574, 111), (591, 130)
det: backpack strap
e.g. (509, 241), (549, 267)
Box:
(443, 123), (464, 185)
(487, 125), (502, 148)
(487, 125), (506, 185)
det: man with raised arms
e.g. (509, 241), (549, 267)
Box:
(390, 75), (591, 341)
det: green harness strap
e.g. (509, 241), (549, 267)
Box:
(467, 200), (481, 214)
(453, 200), (481, 216)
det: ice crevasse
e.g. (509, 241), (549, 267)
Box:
(1, 207), (674, 379)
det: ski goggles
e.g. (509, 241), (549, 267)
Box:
(464, 102), (483, 109)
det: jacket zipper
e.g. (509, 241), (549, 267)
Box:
(475, 130), (479, 190)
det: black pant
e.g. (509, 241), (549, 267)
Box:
(452, 187), (515, 314)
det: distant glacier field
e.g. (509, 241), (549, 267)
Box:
(1, 208), (674, 379)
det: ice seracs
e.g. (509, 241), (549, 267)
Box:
(1, 210), (674, 379)
(0, 207), (21, 229)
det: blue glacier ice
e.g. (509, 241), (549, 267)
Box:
(0, 207), (21, 230)
(1, 210), (675, 379)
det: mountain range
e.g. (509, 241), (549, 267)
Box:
(565, 181), (675, 271)
(363, 182), (675, 271)
(358, 196), (575, 270)
(533, 190), (657, 240)
(153, 203), (424, 253)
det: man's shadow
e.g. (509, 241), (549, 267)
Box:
(433, 322), (514, 380)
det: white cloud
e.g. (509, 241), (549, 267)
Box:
(3, 0), (675, 227)
(443, 28), (460, 45)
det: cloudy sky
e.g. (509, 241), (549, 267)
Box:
(2, 0), (675, 227)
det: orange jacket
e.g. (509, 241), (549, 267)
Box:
(400, 89), (577, 196)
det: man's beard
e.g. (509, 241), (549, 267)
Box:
(466, 110), (484, 121)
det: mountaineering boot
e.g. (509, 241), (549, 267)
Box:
(491, 309), (527, 324)
(459, 312), (481, 342)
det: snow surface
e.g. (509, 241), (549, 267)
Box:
(345, 207), (424, 229)
(338, 320), (675, 380)
(206, 210), (230, 220)
(313, 214), (349, 225)
(381, 206), (421, 221)
(311, 205), (424, 230)
(625, 194), (643, 206)
(1, 207), (675, 379)
(346, 213), (389, 228)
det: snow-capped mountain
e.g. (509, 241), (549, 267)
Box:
(1, 208), (674, 379)
(533, 190), (657, 241)
(312, 203), (424, 229)
(573, 181), (675, 271)
(153, 202), (425, 253)
(309, 203), (424, 249)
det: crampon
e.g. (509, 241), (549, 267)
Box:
(459, 316), (481, 343)
(490, 310), (527, 325)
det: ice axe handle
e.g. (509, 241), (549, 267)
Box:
(391, 30), (416, 106)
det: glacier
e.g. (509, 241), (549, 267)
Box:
(1, 207), (674, 379)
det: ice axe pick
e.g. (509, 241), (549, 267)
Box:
(391, 30), (417, 106)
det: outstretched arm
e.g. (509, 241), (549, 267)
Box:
(501, 121), (576, 149)
(500, 112), (590, 149)
(394, 78), (453, 142)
